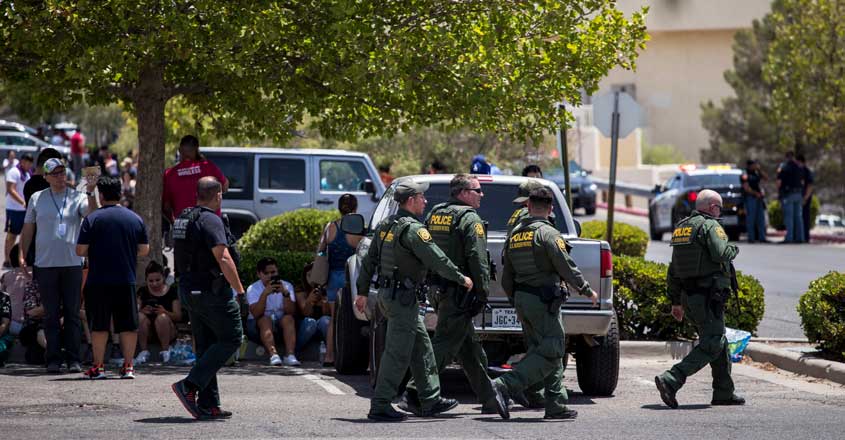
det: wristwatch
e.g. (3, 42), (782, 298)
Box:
(86, 191), (94, 196)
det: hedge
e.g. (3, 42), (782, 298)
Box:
(798, 272), (845, 360)
(766, 196), (819, 231)
(237, 209), (340, 287)
(580, 220), (648, 257)
(613, 255), (765, 340)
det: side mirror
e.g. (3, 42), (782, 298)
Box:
(362, 179), (378, 202)
(340, 213), (366, 236)
(574, 219), (582, 237)
(653, 184), (662, 194)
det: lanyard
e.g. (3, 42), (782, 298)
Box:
(48, 189), (68, 223)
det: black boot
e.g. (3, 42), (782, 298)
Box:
(367, 405), (408, 422)
(421, 398), (459, 417)
(655, 375), (678, 409)
(489, 380), (511, 420)
(712, 394), (745, 406)
(397, 389), (422, 415)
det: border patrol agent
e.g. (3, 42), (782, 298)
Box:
(401, 174), (508, 419)
(354, 179), (475, 422)
(656, 189), (745, 408)
(171, 176), (246, 420)
(493, 187), (598, 420)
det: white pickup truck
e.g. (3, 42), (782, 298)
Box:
(334, 174), (619, 396)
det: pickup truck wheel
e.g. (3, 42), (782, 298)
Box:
(585, 205), (596, 216)
(334, 286), (368, 375)
(369, 304), (387, 389)
(575, 313), (620, 396)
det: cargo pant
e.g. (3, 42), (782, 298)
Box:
(405, 291), (495, 407)
(658, 292), (735, 400)
(494, 290), (569, 416)
(371, 287), (441, 413)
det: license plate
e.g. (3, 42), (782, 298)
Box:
(721, 216), (738, 226)
(491, 308), (522, 329)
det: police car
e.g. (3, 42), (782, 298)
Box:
(648, 164), (745, 241)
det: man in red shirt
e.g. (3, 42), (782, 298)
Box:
(162, 135), (228, 221)
(70, 128), (86, 178)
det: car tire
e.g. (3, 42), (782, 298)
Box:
(585, 205), (596, 216)
(575, 314), (620, 397)
(334, 285), (368, 375)
(649, 211), (662, 241)
(369, 304), (387, 389)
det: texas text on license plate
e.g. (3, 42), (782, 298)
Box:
(491, 308), (522, 329)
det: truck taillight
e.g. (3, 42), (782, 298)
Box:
(687, 191), (697, 203)
(600, 248), (613, 278)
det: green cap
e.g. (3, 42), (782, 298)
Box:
(513, 179), (545, 204)
(393, 178), (430, 201)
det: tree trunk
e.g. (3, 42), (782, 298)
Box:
(132, 66), (169, 282)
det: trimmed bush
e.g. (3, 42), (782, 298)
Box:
(581, 220), (648, 257)
(613, 255), (765, 340)
(767, 195), (819, 231)
(237, 209), (340, 287)
(798, 272), (845, 360)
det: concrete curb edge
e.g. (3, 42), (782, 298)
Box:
(621, 340), (845, 386)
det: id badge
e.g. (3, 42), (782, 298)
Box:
(55, 223), (67, 239)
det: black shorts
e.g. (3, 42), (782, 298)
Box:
(84, 283), (139, 333)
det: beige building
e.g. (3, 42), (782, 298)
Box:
(592, 0), (772, 161)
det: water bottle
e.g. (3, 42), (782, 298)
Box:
(319, 341), (327, 364)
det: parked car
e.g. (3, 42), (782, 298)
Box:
(548, 161), (598, 215)
(0, 130), (70, 160)
(335, 174), (619, 396)
(649, 164), (745, 241)
(815, 214), (845, 236)
(201, 147), (386, 238)
(0, 119), (38, 136)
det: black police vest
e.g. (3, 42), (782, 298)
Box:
(426, 202), (474, 271)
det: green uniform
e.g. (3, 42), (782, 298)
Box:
(357, 208), (467, 414)
(494, 216), (592, 416)
(659, 210), (738, 400)
(405, 199), (494, 407)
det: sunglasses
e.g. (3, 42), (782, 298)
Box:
(464, 188), (483, 194)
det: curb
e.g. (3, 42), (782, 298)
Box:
(621, 340), (845, 386)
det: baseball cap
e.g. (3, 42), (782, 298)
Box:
(43, 158), (65, 174)
(393, 178), (430, 201)
(513, 179), (545, 204)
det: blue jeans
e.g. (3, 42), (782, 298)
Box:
(296, 316), (330, 351)
(744, 196), (766, 242)
(782, 192), (805, 243)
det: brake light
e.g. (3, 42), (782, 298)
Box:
(600, 248), (613, 278)
(687, 191), (697, 203)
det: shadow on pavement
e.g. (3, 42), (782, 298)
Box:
(333, 417), (448, 424)
(641, 403), (711, 410)
(135, 416), (219, 424)
(475, 416), (574, 423)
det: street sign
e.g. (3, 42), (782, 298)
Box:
(592, 91), (643, 138)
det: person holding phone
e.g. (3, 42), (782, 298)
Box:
(244, 257), (299, 366)
(135, 261), (181, 364)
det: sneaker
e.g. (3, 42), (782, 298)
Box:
(199, 406), (233, 420)
(269, 354), (283, 366)
(160, 350), (171, 364)
(655, 375), (679, 409)
(171, 380), (201, 419)
(282, 354), (300, 366)
(84, 364), (106, 380)
(46, 363), (62, 374)
(120, 364), (135, 379)
(544, 408), (578, 419)
(367, 405), (408, 422)
(67, 362), (83, 373)
(134, 350), (151, 365)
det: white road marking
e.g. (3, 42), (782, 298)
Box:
(303, 374), (345, 395)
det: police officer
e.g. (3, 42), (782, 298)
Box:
(492, 187), (598, 420)
(354, 178), (477, 422)
(171, 176), (246, 420)
(400, 174), (508, 418)
(506, 179), (545, 236)
(655, 189), (745, 409)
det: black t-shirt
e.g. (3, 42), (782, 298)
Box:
(742, 169), (762, 195)
(175, 207), (227, 289)
(77, 204), (149, 285)
(777, 160), (803, 194)
(802, 166), (814, 194)
(24, 175), (49, 207)
(137, 285), (179, 312)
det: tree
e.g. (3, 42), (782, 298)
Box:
(1, 1), (647, 263)
(765, 0), (845, 207)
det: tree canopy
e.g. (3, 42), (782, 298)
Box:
(0, 1), (648, 261)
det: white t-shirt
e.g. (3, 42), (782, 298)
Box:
(5, 166), (30, 211)
(245, 279), (295, 321)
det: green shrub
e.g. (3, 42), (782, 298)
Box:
(613, 255), (765, 340)
(580, 220), (648, 257)
(237, 208), (340, 287)
(798, 272), (845, 360)
(767, 196), (819, 231)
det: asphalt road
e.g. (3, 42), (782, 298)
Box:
(578, 209), (845, 339)
(1, 355), (843, 439)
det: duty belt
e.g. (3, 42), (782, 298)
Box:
(514, 283), (546, 297)
(681, 278), (712, 295)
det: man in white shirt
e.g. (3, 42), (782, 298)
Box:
(245, 257), (300, 366)
(4, 153), (33, 268)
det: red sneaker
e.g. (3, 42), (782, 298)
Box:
(120, 363), (135, 379)
(84, 364), (106, 380)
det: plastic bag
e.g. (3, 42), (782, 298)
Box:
(725, 327), (751, 363)
(168, 338), (196, 366)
